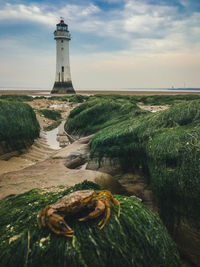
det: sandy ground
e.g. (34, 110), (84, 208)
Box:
(28, 98), (74, 128)
(0, 132), (55, 176)
(0, 136), (116, 199)
(137, 103), (169, 112)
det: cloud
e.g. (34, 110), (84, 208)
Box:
(0, 3), (56, 26)
(0, 2), (100, 27)
(71, 0), (200, 54)
(0, 0), (199, 89)
(0, 0), (199, 57)
(0, 1), (199, 47)
(123, 0), (178, 34)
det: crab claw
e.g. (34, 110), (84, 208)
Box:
(47, 213), (74, 237)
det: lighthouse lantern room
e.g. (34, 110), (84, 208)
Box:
(51, 19), (75, 94)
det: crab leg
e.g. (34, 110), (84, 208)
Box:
(37, 205), (51, 228)
(97, 191), (120, 217)
(98, 199), (111, 230)
(98, 190), (120, 217)
(111, 197), (120, 217)
(79, 200), (105, 222)
(47, 222), (74, 237)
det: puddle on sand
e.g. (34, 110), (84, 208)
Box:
(50, 104), (69, 109)
(45, 127), (60, 149)
(45, 121), (69, 149)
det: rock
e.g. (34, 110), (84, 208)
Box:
(143, 189), (153, 202)
(118, 172), (145, 197)
(65, 152), (89, 169)
(52, 135), (91, 160)
(86, 156), (122, 175)
(118, 172), (155, 211)
(175, 218), (200, 267)
(142, 189), (154, 211)
(66, 151), (83, 161)
(77, 134), (94, 144)
(126, 183), (145, 198)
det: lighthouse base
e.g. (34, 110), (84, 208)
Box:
(51, 81), (76, 94)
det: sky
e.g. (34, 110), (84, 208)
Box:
(0, 0), (200, 90)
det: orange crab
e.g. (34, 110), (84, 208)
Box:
(37, 190), (120, 237)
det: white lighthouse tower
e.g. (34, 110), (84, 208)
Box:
(51, 19), (75, 94)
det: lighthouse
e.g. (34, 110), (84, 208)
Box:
(51, 19), (75, 94)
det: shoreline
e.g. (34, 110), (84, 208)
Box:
(0, 89), (200, 96)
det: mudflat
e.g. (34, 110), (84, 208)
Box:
(0, 89), (200, 96)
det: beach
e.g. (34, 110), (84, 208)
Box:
(0, 89), (200, 96)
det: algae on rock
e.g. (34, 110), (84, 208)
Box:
(65, 97), (200, 231)
(37, 109), (62, 121)
(0, 100), (40, 155)
(89, 100), (200, 232)
(0, 181), (180, 267)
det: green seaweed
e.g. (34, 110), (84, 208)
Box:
(69, 94), (89, 103)
(49, 94), (89, 103)
(0, 100), (40, 153)
(65, 97), (142, 136)
(0, 94), (33, 102)
(37, 109), (62, 121)
(89, 94), (200, 105)
(0, 181), (180, 267)
(44, 120), (62, 131)
(65, 94), (200, 137)
(132, 94), (200, 105)
(90, 100), (200, 231)
(65, 96), (200, 232)
(34, 96), (47, 100)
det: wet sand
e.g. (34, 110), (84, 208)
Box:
(0, 89), (200, 96)
(0, 136), (116, 199)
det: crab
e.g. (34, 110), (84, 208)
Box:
(37, 190), (120, 237)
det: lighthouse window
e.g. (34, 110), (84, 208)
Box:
(62, 66), (64, 72)
(61, 40), (63, 43)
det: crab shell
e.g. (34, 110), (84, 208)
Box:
(37, 190), (120, 237)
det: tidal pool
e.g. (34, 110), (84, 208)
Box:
(45, 121), (69, 149)
(50, 104), (69, 109)
(45, 127), (60, 149)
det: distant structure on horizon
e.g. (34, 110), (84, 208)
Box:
(51, 19), (75, 94)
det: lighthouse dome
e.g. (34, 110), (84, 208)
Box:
(56, 20), (68, 31)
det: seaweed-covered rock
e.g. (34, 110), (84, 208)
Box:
(64, 97), (200, 264)
(0, 181), (180, 267)
(0, 100), (40, 155)
(88, 100), (200, 229)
